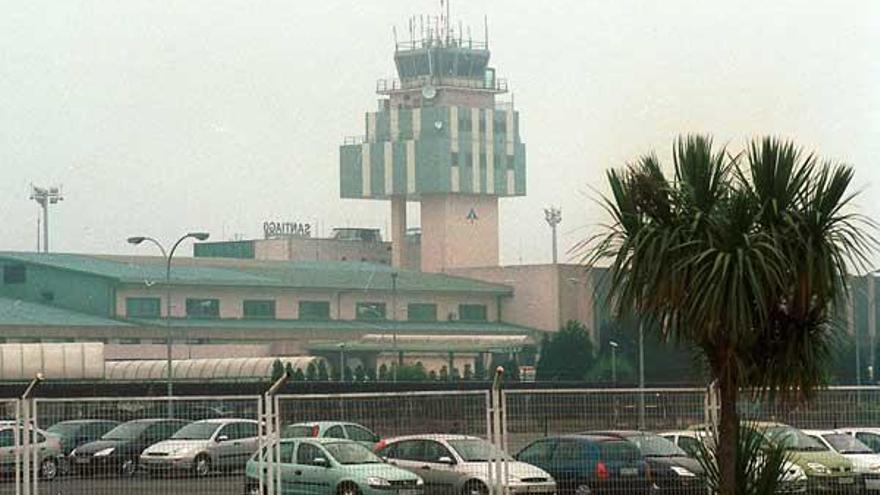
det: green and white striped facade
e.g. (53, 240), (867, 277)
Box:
(340, 104), (526, 198)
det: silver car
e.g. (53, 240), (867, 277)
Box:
(378, 434), (555, 495)
(140, 418), (259, 477)
(0, 423), (62, 480)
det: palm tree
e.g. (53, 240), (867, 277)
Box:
(581, 135), (873, 495)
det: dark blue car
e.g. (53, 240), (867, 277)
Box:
(515, 434), (650, 495)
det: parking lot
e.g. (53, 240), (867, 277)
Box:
(0, 387), (877, 494)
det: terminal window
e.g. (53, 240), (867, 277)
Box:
(458, 304), (488, 321)
(186, 298), (220, 319)
(407, 303), (437, 322)
(299, 301), (331, 320)
(356, 302), (386, 320)
(243, 300), (276, 319)
(126, 297), (161, 318)
(2, 264), (26, 284)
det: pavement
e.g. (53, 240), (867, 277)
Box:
(0, 473), (246, 495)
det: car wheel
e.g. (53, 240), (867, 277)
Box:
(40, 458), (58, 480)
(120, 459), (137, 477)
(575, 484), (592, 495)
(463, 480), (489, 495)
(194, 454), (212, 477)
(245, 482), (265, 495)
(338, 482), (362, 495)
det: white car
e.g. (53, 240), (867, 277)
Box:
(660, 429), (807, 494)
(377, 434), (555, 495)
(140, 418), (259, 477)
(805, 429), (880, 492)
(840, 428), (880, 454)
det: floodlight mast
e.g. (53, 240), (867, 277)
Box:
(29, 184), (64, 253)
(543, 207), (562, 264)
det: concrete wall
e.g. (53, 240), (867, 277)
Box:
(447, 264), (595, 338)
(421, 194), (499, 272)
(253, 238), (393, 265)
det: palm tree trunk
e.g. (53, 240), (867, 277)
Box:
(717, 374), (739, 495)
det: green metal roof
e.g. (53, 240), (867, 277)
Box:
(0, 297), (132, 327)
(126, 317), (534, 335)
(0, 252), (511, 294)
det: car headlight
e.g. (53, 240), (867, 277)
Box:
(782, 462), (806, 481)
(94, 447), (115, 457)
(807, 462), (829, 474)
(416, 478), (424, 486)
(367, 477), (391, 488)
(670, 466), (696, 477)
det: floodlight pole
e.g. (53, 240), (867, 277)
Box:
(543, 207), (561, 264)
(29, 185), (63, 253)
(127, 232), (210, 417)
(638, 321), (646, 430)
(391, 272), (399, 382)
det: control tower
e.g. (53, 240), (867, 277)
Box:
(340, 14), (526, 272)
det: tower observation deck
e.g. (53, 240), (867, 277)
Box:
(340, 13), (526, 272)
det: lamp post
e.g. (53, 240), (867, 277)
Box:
(638, 321), (646, 430)
(338, 343), (346, 383)
(127, 231), (209, 417)
(391, 272), (399, 382)
(609, 340), (618, 386)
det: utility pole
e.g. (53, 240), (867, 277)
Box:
(29, 185), (63, 253)
(543, 207), (562, 264)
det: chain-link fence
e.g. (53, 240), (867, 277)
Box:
(0, 386), (875, 494)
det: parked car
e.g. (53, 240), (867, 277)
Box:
(377, 434), (556, 495)
(244, 437), (424, 495)
(805, 429), (880, 493)
(588, 431), (705, 494)
(283, 421), (381, 449)
(70, 418), (189, 476)
(746, 422), (857, 494)
(140, 418), (259, 477)
(662, 428), (807, 494)
(46, 419), (120, 474)
(0, 422), (62, 480)
(840, 429), (880, 454)
(515, 434), (650, 495)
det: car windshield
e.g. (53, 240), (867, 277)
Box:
(324, 442), (383, 464)
(102, 422), (151, 440)
(46, 423), (82, 437)
(628, 434), (688, 457)
(766, 427), (827, 452)
(172, 422), (221, 440)
(824, 434), (872, 454)
(447, 439), (512, 462)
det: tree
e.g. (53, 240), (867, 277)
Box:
(344, 366), (354, 382)
(306, 362), (317, 381)
(270, 359), (285, 381)
(292, 368), (306, 382)
(378, 364), (389, 381)
(317, 360), (330, 381)
(474, 355), (487, 381)
(463, 364), (473, 381)
(583, 135), (873, 495)
(535, 321), (596, 381)
(354, 365), (366, 382)
(438, 366), (449, 382)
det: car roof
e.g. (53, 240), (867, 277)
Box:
(544, 434), (629, 443)
(383, 434), (478, 442)
(191, 418), (256, 425)
(52, 419), (117, 424)
(585, 430), (650, 438)
(802, 429), (840, 436)
(842, 427), (880, 433)
(123, 418), (189, 424)
(291, 421), (360, 427)
(279, 437), (362, 445)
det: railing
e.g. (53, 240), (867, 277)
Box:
(4, 386), (879, 494)
(343, 135), (367, 145)
(376, 76), (508, 94)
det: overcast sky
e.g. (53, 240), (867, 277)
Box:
(2, 1), (878, 265)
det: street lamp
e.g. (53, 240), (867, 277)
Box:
(338, 343), (346, 383)
(391, 272), (399, 382)
(127, 231), (210, 417)
(609, 340), (619, 385)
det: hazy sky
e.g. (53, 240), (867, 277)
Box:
(2, 1), (878, 265)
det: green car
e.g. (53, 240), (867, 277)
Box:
(245, 438), (424, 495)
(750, 422), (857, 494)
